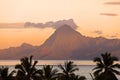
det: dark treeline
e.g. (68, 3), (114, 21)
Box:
(0, 52), (120, 80)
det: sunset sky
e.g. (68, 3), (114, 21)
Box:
(0, 0), (120, 49)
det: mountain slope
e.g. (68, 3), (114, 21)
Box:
(32, 25), (84, 59)
(0, 43), (38, 59)
(32, 25), (120, 59)
(0, 25), (120, 59)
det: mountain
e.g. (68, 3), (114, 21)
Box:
(33, 25), (120, 59)
(0, 43), (38, 59)
(32, 25), (84, 59)
(0, 25), (120, 59)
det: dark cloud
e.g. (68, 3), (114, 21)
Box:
(105, 2), (120, 5)
(24, 19), (78, 30)
(100, 13), (118, 16)
(93, 30), (103, 35)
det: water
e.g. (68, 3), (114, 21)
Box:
(0, 60), (120, 80)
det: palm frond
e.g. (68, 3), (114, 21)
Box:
(17, 70), (25, 76)
(93, 66), (103, 71)
(32, 60), (38, 69)
(110, 68), (120, 75)
(93, 57), (102, 63)
(79, 76), (87, 80)
(70, 68), (79, 73)
(8, 70), (16, 77)
(30, 55), (33, 65)
(51, 69), (58, 76)
(15, 64), (25, 73)
(32, 69), (42, 76)
(58, 64), (66, 74)
(111, 64), (120, 69)
(93, 69), (102, 76)
(0, 67), (9, 77)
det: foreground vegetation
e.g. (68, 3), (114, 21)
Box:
(0, 52), (120, 80)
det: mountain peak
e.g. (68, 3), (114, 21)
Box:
(43, 25), (83, 47)
(55, 24), (82, 36)
(67, 19), (74, 23)
(57, 24), (74, 30)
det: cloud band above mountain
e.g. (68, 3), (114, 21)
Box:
(100, 13), (118, 16)
(24, 19), (78, 29)
(104, 2), (120, 5)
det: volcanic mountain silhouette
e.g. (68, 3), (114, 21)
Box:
(0, 25), (120, 59)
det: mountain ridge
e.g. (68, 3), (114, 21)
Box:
(0, 25), (120, 59)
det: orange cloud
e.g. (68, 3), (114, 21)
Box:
(105, 2), (120, 5)
(100, 13), (118, 16)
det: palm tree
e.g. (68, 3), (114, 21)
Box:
(15, 56), (41, 80)
(0, 66), (15, 80)
(40, 65), (58, 80)
(93, 52), (120, 80)
(58, 61), (79, 80)
(70, 74), (86, 80)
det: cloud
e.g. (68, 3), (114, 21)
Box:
(107, 35), (118, 39)
(0, 23), (24, 28)
(110, 35), (117, 38)
(100, 13), (118, 16)
(105, 2), (120, 5)
(24, 19), (78, 30)
(107, 33), (120, 39)
(93, 30), (103, 35)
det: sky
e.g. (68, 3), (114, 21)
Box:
(0, 0), (120, 49)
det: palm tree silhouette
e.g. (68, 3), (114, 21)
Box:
(0, 66), (15, 80)
(58, 61), (79, 80)
(15, 56), (41, 80)
(40, 65), (58, 80)
(93, 52), (120, 80)
(70, 74), (86, 80)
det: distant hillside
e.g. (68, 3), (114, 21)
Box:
(0, 43), (38, 59)
(0, 25), (120, 60)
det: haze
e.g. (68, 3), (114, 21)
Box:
(0, 0), (120, 49)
